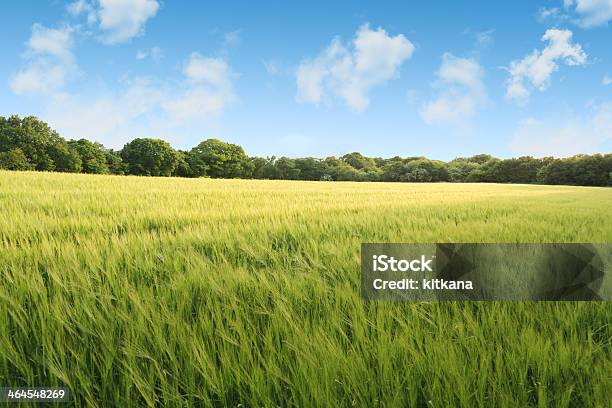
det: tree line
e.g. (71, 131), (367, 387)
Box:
(1, 115), (611, 186)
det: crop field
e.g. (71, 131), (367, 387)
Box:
(0, 170), (611, 407)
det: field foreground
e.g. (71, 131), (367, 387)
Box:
(0, 171), (611, 407)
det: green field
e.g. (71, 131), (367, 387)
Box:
(0, 171), (610, 407)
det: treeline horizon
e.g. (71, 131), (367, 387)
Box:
(1, 115), (611, 186)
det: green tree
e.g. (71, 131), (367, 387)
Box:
(362, 167), (382, 181)
(173, 150), (196, 178)
(190, 139), (252, 178)
(380, 159), (407, 182)
(323, 157), (363, 181)
(105, 150), (126, 175)
(406, 159), (449, 182)
(250, 156), (276, 179)
(121, 138), (179, 176)
(185, 150), (209, 178)
(469, 158), (502, 182)
(570, 154), (612, 186)
(0, 115), (78, 171)
(483, 156), (544, 184)
(0, 148), (34, 170)
(341, 152), (377, 171)
(294, 157), (325, 180)
(274, 157), (300, 180)
(447, 160), (480, 182)
(48, 143), (82, 173)
(68, 139), (110, 174)
(379, 157), (424, 182)
(466, 154), (494, 165)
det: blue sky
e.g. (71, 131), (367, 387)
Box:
(0, 0), (611, 160)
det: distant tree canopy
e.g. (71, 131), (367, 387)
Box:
(0, 148), (33, 171)
(189, 139), (253, 178)
(68, 139), (109, 174)
(121, 138), (179, 177)
(0, 115), (81, 172)
(1, 115), (611, 186)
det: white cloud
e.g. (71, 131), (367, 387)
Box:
(67, 0), (98, 24)
(537, 7), (568, 23)
(135, 46), (163, 61)
(475, 30), (494, 49)
(296, 24), (415, 111)
(420, 95), (479, 125)
(11, 63), (71, 95)
(263, 59), (280, 76)
(538, 2), (612, 28)
(183, 54), (232, 88)
(224, 30), (242, 47)
(162, 54), (235, 122)
(10, 24), (77, 95)
(505, 29), (586, 104)
(564, 0), (612, 28)
(420, 53), (486, 124)
(68, 0), (159, 44)
(99, 0), (159, 44)
(162, 88), (229, 122)
(511, 103), (612, 157)
(45, 78), (164, 146)
(150, 46), (163, 62)
(603, 75), (612, 85)
(26, 24), (74, 60)
(44, 53), (236, 146)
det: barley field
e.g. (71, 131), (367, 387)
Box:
(0, 170), (610, 407)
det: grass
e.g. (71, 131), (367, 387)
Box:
(0, 170), (610, 407)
